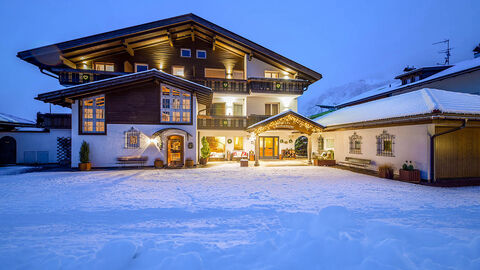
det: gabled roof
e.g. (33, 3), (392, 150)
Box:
(316, 88), (480, 128)
(17, 13), (322, 82)
(0, 113), (35, 130)
(338, 57), (480, 108)
(35, 69), (213, 107)
(394, 66), (451, 80)
(247, 109), (324, 134)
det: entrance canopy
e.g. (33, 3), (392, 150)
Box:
(246, 110), (324, 135)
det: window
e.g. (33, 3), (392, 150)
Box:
(81, 95), (105, 134)
(172, 66), (185, 77)
(95, 62), (114, 72)
(234, 137), (243, 150)
(180, 48), (191, 58)
(196, 50), (207, 59)
(160, 84), (192, 123)
(325, 138), (334, 149)
(376, 130), (395, 157)
(124, 127), (140, 149)
(233, 104), (243, 116)
(232, 70), (244, 80)
(212, 103), (226, 116)
(265, 103), (279, 115)
(265, 71), (279, 78)
(349, 132), (362, 154)
(135, 63), (149, 72)
(206, 136), (225, 153)
(317, 135), (324, 152)
(205, 68), (226, 79)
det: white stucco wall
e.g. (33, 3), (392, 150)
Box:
(316, 124), (433, 179)
(0, 129), (71, 164)
(71, 97), (198, 168)
(246, 96), (298, 115)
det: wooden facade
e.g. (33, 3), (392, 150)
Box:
(434, 126), (480, 179)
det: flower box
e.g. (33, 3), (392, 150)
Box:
(399, 169), (421, 182)
(185, 159), (194, 168)
(378, 167), (394, 179)
(317, 159), (336, 166)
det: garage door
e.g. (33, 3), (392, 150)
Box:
(434, 127), (480, 179)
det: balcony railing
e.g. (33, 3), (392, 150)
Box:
(56, 69), (128, 86)
(197, 114), (271, 130)
(193, 78), (249, 94)
(248, 77), (309, 94)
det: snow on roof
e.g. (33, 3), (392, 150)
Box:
(0, 113), (35, 125)
(315, 88), (480, 127)
(338, 57), (480, 106)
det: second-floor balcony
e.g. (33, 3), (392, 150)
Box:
(55, 68), (309, 95)
(197, 114), (270, 130)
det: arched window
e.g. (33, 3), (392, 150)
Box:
(349, 132), (362, 154)
(317, 135), (324, 153)
(376, 130), (395, 157)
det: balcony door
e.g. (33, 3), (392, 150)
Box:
(211, 103), (226, 116)
(260, 136), (279, 159)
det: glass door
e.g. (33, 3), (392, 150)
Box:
(260, 136), (279, 159)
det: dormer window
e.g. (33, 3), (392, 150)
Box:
(180, 48), (191, 58)
(265, 71), (279, 78)
(135, 63), (149, 72)
(95, 62), (114, 72)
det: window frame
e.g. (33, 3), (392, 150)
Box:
(376, 130), (395, 157)
(349, 132), (362, 154)
(172, 66), (185, 77)
(160, 84), (193, 125)
(196, 49), (207, 59)
(124, 127), (140, 149)
(265, 70), (280, 78)
(134, 63), (149, 72)
(265, 103), (280, 116)
(78, 94), (106, 135)
(180, 48), (191, 58)
(94, 62), (115, 72)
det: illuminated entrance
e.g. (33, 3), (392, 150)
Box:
(167, 135), (184, 167)
(259, 136), (279, 159)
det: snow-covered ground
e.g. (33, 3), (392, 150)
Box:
(0, 163), (479, 269)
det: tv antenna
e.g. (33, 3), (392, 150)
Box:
(433, 39), (453, 65)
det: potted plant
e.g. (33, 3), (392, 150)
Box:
(399, 161), (421, 182)
(317, 150), (336, 166)
(199, 136), (210, 165)
(154, 158), (164, 169)
(185, 158), (194, 168)
(78, 140), (91, 171)
(378, 164), (394, 179)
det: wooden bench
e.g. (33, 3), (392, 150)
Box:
(340, 157), (371, 168)
(116, 156), (148, 167)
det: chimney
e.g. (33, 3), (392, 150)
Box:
(474, 44), (480, 58)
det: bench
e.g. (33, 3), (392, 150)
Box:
(340, 157), (371, 168)
(116, 156), (148, 167)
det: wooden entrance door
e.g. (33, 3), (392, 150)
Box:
(260, 136), (279, 159)
(167, 135), (184, 167)
(0, 136), (16, 165)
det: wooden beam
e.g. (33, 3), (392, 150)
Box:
(212, 35), (217, 51)
(122, 40), (134, 56)
(64, 97), (74, 104)
(59, 56), (76, 69)
(167, 30), (173, 47)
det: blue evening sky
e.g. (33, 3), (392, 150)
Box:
(0, 0), (479, 119)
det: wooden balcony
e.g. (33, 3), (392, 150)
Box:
(56, 69), (128, 86)
(197, 114), (270, 130)
(248, 77), (309, 94)
(193, 78), (249, 94)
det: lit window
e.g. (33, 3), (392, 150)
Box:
(349, 132), (362, 154)
(180, 48), (191, 58)
(160, 85), (192, 123)
(196, 50), (207, 59)
(233, 104), (242, 116)
(376, 130), (395, 157)
(135, 63), (149, 72)
(205, 68), (226, 78)
(265, 71), (279, 78)
(95, 62), (114, 72)
(81, 94), (105, 134)
(172, 66), (185, 77)
(317, 136), (324, 152)
(124, 127), (140, 149)
(234, 137), (243, 150)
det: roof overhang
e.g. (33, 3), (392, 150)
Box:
(247, 110), (324, 135)
(17, 13), (322, 82)
(35, 69), (213, 107)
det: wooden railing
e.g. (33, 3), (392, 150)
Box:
(248, 77), (309, 94)
(57, 69), (128, 86)
(197, 114), (271, 130)
(193, 78), (249, 94)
